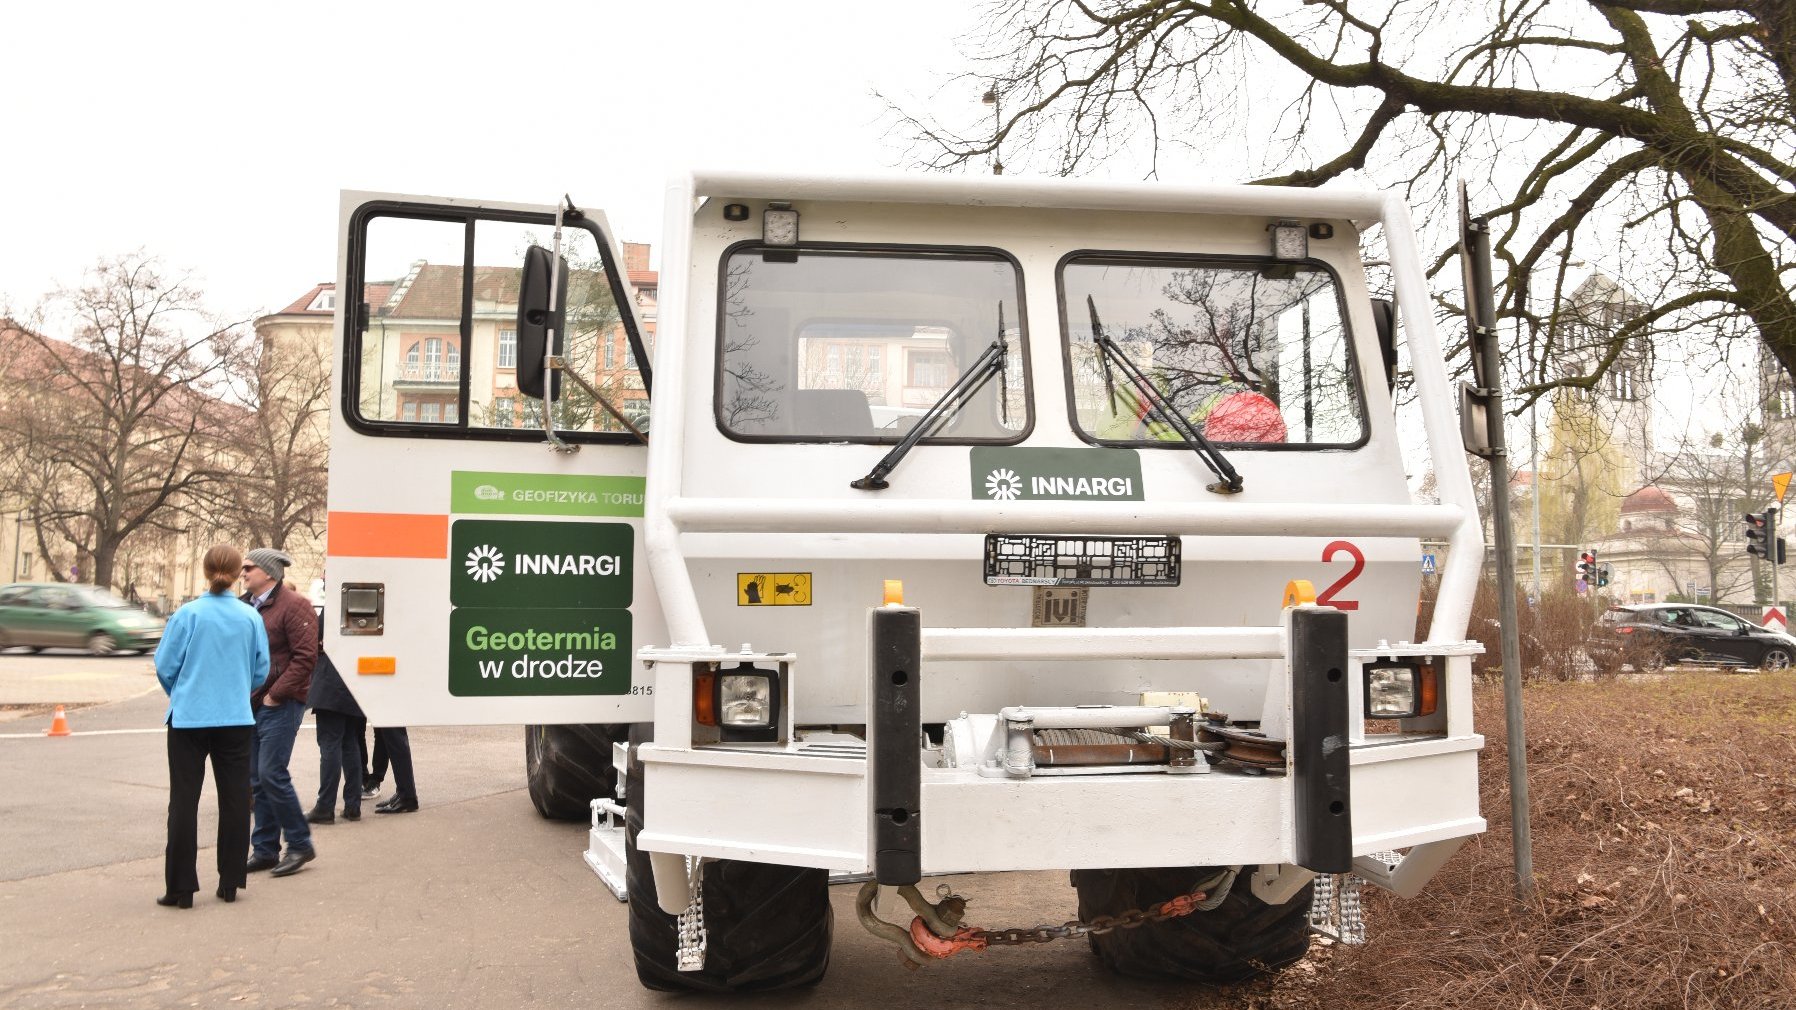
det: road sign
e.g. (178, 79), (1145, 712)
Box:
(1421, 552), (1437, 575)
(1776, 472), (1793, 504)
(1765, 606), (1788, 630)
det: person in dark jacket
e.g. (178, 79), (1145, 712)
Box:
(305, 617), (364, 824)
(240, 548), (320, 877)
(154, 545), (269, 908)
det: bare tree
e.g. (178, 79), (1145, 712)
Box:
(1637, 424), (1763, 601)
(216, 323), (332, 553)
(0, 255), (248, 588)
(896, 2), (1794, 402)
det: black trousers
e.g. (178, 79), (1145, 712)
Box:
(373, 727), (416, 803)
(313, 711), (364, 814)
(165, 725), (253, 896)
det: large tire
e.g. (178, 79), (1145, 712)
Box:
(1761, 646), (1793, 671)
(623, 727), (832, 992)
(1071, 866), (1313, 982)
(524, 724), (629, 821)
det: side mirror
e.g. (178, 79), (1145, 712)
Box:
(1370, 297), (1398, 393)
(516, 245), (568, 401)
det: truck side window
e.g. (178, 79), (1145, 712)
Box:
(1060, 255), (1367, 449)
(715, 245), (1028, 444)
(348, 210), (650, 441)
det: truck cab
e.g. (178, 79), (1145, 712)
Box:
(326, 172), (1484, 990)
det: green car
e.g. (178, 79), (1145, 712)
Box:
(0, 582), (166, 656)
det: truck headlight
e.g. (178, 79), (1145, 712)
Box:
(720, 670), (773, 727)
(1363, 660), (1439, 719)
(695, 663), (782, 742)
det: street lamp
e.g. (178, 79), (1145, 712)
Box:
(981, 87), (1003, 176)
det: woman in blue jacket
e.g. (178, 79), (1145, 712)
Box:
(154, 545), (270, 908)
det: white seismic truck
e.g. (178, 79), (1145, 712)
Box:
(324, 172), (1485, 991)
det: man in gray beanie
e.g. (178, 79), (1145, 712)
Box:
(240, 548), (320, 878)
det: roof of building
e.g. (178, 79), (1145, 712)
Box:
(1621, 485), (1678, 514)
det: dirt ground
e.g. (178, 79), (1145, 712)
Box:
(1232, 672), (1796, 1010)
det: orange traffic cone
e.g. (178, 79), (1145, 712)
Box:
(45, 706), (71, 737)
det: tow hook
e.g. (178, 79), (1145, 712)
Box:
(855, 882), (979, 966)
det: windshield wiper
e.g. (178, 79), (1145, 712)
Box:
(1087, 296), (1243, 495)
(851, 307), (1009, 491)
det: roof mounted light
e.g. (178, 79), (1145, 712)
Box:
(763, 202), (799, 246)
(1270, 220), (1308, 261)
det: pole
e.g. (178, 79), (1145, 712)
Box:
(10, 513), (20, 581)
(1773, 505), (1782, 614)
(1523, 273), (1542, 601)
(1468, 213), (1535, 901)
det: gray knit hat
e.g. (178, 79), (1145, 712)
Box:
(245, 547), (294, 583)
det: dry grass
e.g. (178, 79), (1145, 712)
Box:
(1255, 673), (1796, 1010)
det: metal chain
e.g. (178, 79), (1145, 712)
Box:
(968, 869), (1231, 947)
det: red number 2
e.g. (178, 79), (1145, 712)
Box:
(1316, 540), (1364, 611)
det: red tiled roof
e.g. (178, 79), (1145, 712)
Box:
(629, 269), (657, 289)
(1621, 486), (1678, 514)
(277, 284), (332, 315)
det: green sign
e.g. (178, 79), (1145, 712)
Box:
(448, 608), (632, 696)
(450, 519), (634, 609)
(970, 447), (1144, 501)
(451, 470), (645, 517)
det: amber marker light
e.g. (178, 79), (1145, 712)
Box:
(883, 580), (904, 606)
(694, 669), (718, 726)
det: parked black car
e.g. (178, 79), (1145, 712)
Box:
(1587, 604), (1796, 671)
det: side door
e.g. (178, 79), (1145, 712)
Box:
(1694, 609), (1754, 664)
(325, 192), (664, 728)
(0, 586), (43, 647)
(34, 587), (85, 647)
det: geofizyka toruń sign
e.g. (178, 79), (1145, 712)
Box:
(970, 446), (1144, 501)
(451, 470), (645, 518)
(450, 519), (633, 609)
(448, 608), (632, 696)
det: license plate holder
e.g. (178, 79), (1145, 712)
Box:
(982, 534), (1180, 587)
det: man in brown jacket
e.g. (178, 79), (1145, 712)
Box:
(240, 548), (321, 878)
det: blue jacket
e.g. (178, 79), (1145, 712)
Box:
(155, 592), (271, 728)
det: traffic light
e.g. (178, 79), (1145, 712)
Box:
(1596, 562), (1612, 588)
(1576, 550), (1596, 583)
(1745, 511), (1773, 559)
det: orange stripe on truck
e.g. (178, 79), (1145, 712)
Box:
(327, 511), (448, 559)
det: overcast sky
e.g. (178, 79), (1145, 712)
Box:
(1, 1), (986, 320)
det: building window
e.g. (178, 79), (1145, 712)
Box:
(907, 349), (952, 389)
(498, 328), (516, 369)
(1609, 362), (1640, 402)
(445, 403), (458, 424)
(422, 402), (441, 423)
(405, 343), (420, 374)
(402, 402), (418, 421)
(604, 334), (615, 370)
(447, 342), (460, 377)
(495, 397), (514, 427)
(424, 338), (443, 380)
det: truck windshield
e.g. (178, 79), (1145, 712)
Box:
(1061, 256), (1365, 448)
(716, 247), (1027, 443)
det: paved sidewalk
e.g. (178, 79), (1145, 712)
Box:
(0, 650), (160, 711)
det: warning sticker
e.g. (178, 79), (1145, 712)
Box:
(738, 573), (812, 606)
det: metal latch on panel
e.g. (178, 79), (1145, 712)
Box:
(340, 583), (385, 636)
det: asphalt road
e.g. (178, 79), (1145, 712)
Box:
(0, 653), (1243, 1008)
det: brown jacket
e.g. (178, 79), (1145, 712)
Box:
(244, 582), (318, 706)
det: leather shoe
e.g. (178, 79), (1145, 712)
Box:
(270, 848), (316, 877)
(155, 892), (193, 909)
(245, 852), (279, 873)
(305, 807), (335, 825)
(374, 795), (419, 814)
(342, 807), (361, 822)
(216, 884), (238, 903)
